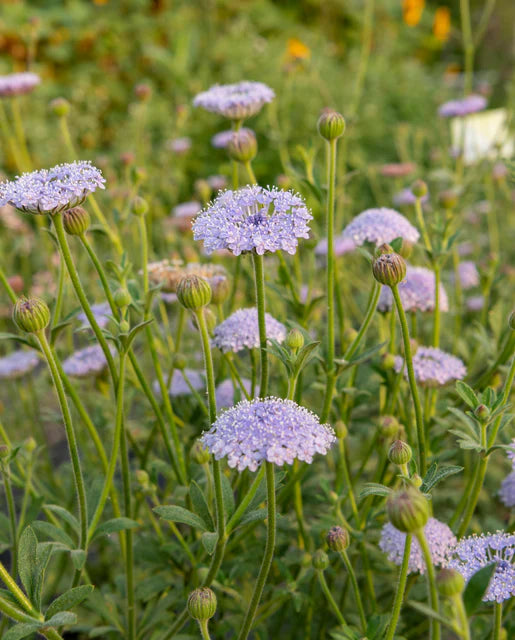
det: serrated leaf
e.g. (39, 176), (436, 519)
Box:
(455, 380), (479, 408)
(421, 464), (463, 493)
(31, 521), (74, 549)
(463, 563), (497, 615)
(18, 526), (37, 600)
(154, 506), (208, 531)
(201, 531), (218, 555)
(358, 483), (392, 501)
(3, 623), (42, 640)
(91, 517), (139, 540)
(46, 585), (93, 620)
(45, 611), (77, 626)
(189, 482), (214, 531)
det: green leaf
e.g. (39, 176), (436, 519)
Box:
(292, 341), (320, 378)
(221, 473), (235, 517)
(89, 626), (120, 637)
(70, 549), (87, 571)
(46, 585), (93, 620)
(31, 520), (74, 549)
(406, 601), (455, 628)
(45, 611), (77, 627)
(33, 542), (54, 610)
(3, 623), (42, 640)
(421, 464), (463, 493)
(189, 482), (214, 531)
(91, 517), (139, 540)
(358, 483), (392, 501)
(463, 563), (497, 615)
(154, 506), (208, 531)
(18, 526), (37, 600)
(455, 381), (478, 409)
(238, 508), (268, 527)
(201, 531), (218, 555)
(43, 505), (79, 534)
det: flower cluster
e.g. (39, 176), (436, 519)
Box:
(378, 266), (449, 313)
(438, 95), (487, 118)
(0, 351), (39, 380)
(62, 345), (111, 378)
(215, 378), (252, 410)
(201, 397), (335, 471)
(194, 81), (275, 120)
(457, 261), (479, 290)
(394, 346), (466, 386)
(0, 162), (105, 215)
(154, 369), (205, 398)
(379, 518), (456, 574)
(212, 307), (286, 353)
(193, 186), (312, 256)
(342, 207), (420, 247)
(147, 260), (227, 293)
(448, 532), (515, 602)
(0, 72), (40, 97)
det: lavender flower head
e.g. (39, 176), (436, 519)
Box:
(458, 261), (479, 290)
(77, 302), (111, 329)
(0, 161), (105, 215)
(342, 208), (420, 248)
(394, 346), (466, 387)
(212, 307), (286, 353)
(154, 369), (205, 398)
(0, 72), (40, 97)
(315, 234), (355, 257)
(215, 378), (252, 410)
(448, 532), (515, 603)
(379, 518), (456, 575)
(172, 201), (202, 219)
(0, 351), (39, 380)
(193, 186), (312, 256)
(194, 81), (275, 120)
(378, 266), (449, 313)
(166, 137), (192, 154)
(499, 472), (515, 508)
(201, 397), (335, 472)
(466, 295), (484, 312)
(211, 128), (252, 149)
(62, 345), (111, 378)
(438, 95), (487, 118)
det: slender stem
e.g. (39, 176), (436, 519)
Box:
(452, 247), (463, 353)
(10, 98), (32, 170)
(432, 264), (441, 348)
(1, 464), (18, 576)
(414, 197), (432, 253)
(452, 594), (471, 640)
(37, 330), (88, 577)
(199, 619), (212, 640)
(348, 0), (375, 118)
(391, 285), (426, 475)
(460, 0), (474, 95)
(80, 235), (117, 311)
(0, 564), (40, 616)
(340, 550), (366, 633)
(492, 602), (502, 640)
(415, 529), (441, 640)
(316, 568), (346, 627)
(385, 534), (412, 640)
(237, 461), (276, 640)
(343, 281), (381, 361)
(0, 265), (17, 303)
(226, 464), (265, 535)
(253, 253), (268, 398)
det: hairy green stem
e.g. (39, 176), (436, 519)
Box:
(415, 529), (441, 640)
(385, 534), (412, 640)
(253, 253), (268, 397)
(340, 550), (366, 632)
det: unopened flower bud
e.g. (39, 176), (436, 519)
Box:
(132, 196), (148, 217)
(227, 129), (257, 164)
(379, 415), (400, 437)
(397, 239), (414, 259)
(312, 549), (329, 571)
(0, 445), (9, 458)
(317, 109), (346, 141)
(411, 473), (423, 488)
(474, 404), (490, 422)
(134, 83), (152, 101)
(411, 179), (428, 198)
(436, 568), (465, 597)
(334, 420), (347, 440)
(190, 441), (211, 465)
(13, 297), (50, 333)
(49, 97), (70, 117)
(287, 328), (304, 351)
(388, 440), (412, 466)
(439, 189), (458, 210)
(187, 587), (217, 621)
(133, 167), (148, 183)
(177, 275), (212, 310)
(114, 288), (131, 309)
(24, 437), (37, 454)
(210, 275), (230, 306)
(387, 489), (429, 533)
(120, 151), (135, 166)
(173, 353), (187, 370)
(382, 352), (396, 370)
(119, 320), (130, 333)
(63, 206), (90, 236)
(372, 248), (406, 287)
(326, 526), (350, 552)
(136, 469), (150, 489)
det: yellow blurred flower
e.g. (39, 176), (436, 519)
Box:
(433, 7), (451, 42)
(286, 38), (311, 61)
(403, 0), (425, 27)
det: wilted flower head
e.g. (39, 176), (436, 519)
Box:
(193, 186), (312, 256)
(457, 261), (479, 290)
(342, 208), (420, 248)
(201, 397), (335, 471)
(393, 188), (429, 207)
(0, 72), (40, 97)
(438, 95), (487, 118)
(380, 163), (417, 178)
(0, 162), (105, 215)
(378, 266), (449, 313)
(154, 368), (205, 398)
(448, 532), (515, 603)
(194, 81), (275, 120)
(315, 234), (355, 257)
(147, 260), (227, 294)
(212, 307), (286, 353)
(77, 302), (111, 329)
(0, 351), (39, 380)
(394, 346), (466, 386)
(379, 518), (456, 575)
(215, 378), (252, 410)
(62, 344), (112, 378)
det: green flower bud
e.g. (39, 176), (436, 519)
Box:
(49, 97), (70, 117)
(23, 437), (37, 454)
(173, 353), (187, 370)
(317, 109), (346, 141)
(411, 179), (428, 198)
(382, 352), (396, 370)
(0, 445), (9, 459)
(177, 275), (212, 310)
(133, 167), (148, 183)
(119, 320), (130, 334)
(13, 296), (50, 334)
(438, 189), (458, 210)
(227, 129), (257, 164)
(114, 288), (131, 309)
(397, 239), (414, 260)
(379, 415), (400, 438)
(312, 549), (329, 571)
(136, 469), (150, 489)
(190, 441), (211, 465)
(411, 473), (423, 488)
(132, 196), (149, 217)
(287, 328), (304, 351)
(388, 440), (412, 466)
(386, 488), (429, 533)
(372, 247), (407, 287)
(326, 526), (350, 552)
(187, 587), (217, 621)
(63, 206), (90, 236)
(474, 404), (490, 422)
(210, 275), (230, 306)
(334, 420), (348, 440)
(436, 568), (465, 597)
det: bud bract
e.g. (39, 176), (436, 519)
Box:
(287, 328), (304, 351)
(132, 196), (148, 217)
(177, 275), (212, 310)
(190, 441), (211, 465)
(13, 297), (50, 334)
(312, 549), (329, 571)
(210, 275), (230, 306)
(63, 206), (90, 236)
(387, 489), (429, 533)
(436, 568), (465, 597)
(317, 109), (346, 141)
(388, 440), (412, 466)
(227, 129), (257, 164)
(411, 179), (428, 198)
(187, 587), (217, 621)
(326, 526), (350, 552)
(372, 247), (407, 287)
